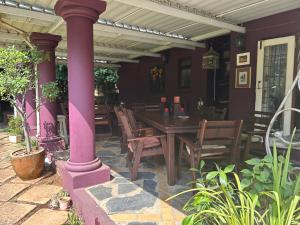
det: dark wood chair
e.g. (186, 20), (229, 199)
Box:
(177, 119), (243, 181)
(131, 103), (145, 112)
(145, 104), (160, 112)
(119, 112), (167, 181)
(123, 108), (155, 137)
(242, 111), (273, 160)
(95, 104), (112, 136)
(114, 106), (128, 153)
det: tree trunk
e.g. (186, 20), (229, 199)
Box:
(23, 119), (32, 154)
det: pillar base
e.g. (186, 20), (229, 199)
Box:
(65, 158), (102, 172)
(56, 160), (110, 189)
(38, 136), (66, 152)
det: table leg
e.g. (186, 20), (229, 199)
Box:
(166, 133), (176, 186)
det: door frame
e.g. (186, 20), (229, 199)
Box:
(255, 35), (295, 135)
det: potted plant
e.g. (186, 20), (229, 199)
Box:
(58, 190), (71, 211)
(8, 116), (23, 143)
(0, 46), (59, 180)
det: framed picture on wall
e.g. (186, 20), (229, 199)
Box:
(236, 52), (250, 66)
(235, 67), (251, 88)
(149, 65), (165, 93)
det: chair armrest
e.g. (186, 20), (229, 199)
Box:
(127, 135), (166, 142)
(177, 134), (200, 149)
(134, 127), (154, 132)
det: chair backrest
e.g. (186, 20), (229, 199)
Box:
(123, 108), (138, 131)
(119, 112), (135, 140)
(246, 111), (272, 133)
(114, 106), (122, 126)
(200, 120), (243, 162)
(95, 104), (110, 115)
(145, 104), (160, 112)
(131, 103), (145, 112)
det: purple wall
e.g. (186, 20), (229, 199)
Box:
(119, 47), (207, 111)
(228, 8), (300, 119)
(119, 8), (300, 118)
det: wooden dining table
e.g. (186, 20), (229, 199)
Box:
(134, 111), (204, 185)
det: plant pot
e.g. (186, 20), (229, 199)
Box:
(8, 135), (22, 143)
(10, 148), (45, 180)
(59, 197), (71, 210)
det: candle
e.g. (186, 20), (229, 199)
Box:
(174, 96), (180, 103)
(164, 107), (169, 112)
(180, 107), (184, 112)
(161, 97), (167, 103)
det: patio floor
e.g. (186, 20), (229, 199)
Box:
(86, 136), (194, 225)
(0, 127), (68, 225)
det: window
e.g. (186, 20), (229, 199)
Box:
(178, 59), (192, 89)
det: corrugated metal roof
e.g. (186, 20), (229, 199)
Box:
(0, 0), (299, 63)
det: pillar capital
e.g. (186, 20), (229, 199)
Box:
(30, 32), (62, 50)
(54, 0), (106, 23)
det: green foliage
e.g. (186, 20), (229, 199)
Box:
(56, 64), (68, 101)
(41, 82), (60, 102)
(170, 140), (300, 225)
(8, 116), (23, 135)
(94, 67), (119, 88)
(62, 209), (84, 225)
(57, 190), (69, 198)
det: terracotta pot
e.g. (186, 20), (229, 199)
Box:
(10, 148), (45, 180)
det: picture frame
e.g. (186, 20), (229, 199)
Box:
(235, 67), (251, 88)
(236, 52), (250, 66)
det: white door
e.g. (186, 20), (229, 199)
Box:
(255, 36), (295, 135)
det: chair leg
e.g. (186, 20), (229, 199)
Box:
(131, 143), (143, 181)
(243, 135), (252, 161)
(177, 141), (184, 179)
(190, 149), (197, 183)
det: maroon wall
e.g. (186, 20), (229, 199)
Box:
(119, 47), (207, 111)
(228, 8), (300, 120)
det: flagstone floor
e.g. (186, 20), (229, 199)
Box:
(0, 126), (68, 225)
(87, 136), (195, 225)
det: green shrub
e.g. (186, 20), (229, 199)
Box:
(8, 116), (23, 135)
(62, 209), (84, 225)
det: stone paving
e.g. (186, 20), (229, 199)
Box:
(0, 127), (68, 225)
(87, 136), (194, 225)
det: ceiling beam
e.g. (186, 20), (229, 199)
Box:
(94, 24), (205, 48)
(56, 59), (121, 68)
(0, 4), (56, 22)
(56, 52), (139, 63)
(94, 44), (162, 57)
(113, 0), (245, 33)
(191, 29), (231, 41)
(48, 18), (64, 33)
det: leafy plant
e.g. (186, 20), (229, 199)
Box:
(8, 116), (23, 135)
(0, 46), (59, 153)
(41, 82), (60, 102)
(62, 209), (84, 225)
(94, 67), (119, 89)
(56, 64), (68, 102)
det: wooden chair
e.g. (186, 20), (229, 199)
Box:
(114, 106), (128, 153)
(119, 112), (167, 181)
(123, 108), (155, 137)
(131, 103), (145, 112)
(145, 104), (160, 112)
(177, 119), (243, 181)
(242, 111), (273, 160)
(95, 104), (112, 136)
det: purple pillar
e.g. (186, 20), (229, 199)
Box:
(30, 32), (65, 151)
(25, 89), (37, 136)
(54, 0), (110, 190)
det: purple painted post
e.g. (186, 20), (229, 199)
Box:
(25, 89), (37, 136)
(55, 0), (110, 174)
(30, 33), (65, 152)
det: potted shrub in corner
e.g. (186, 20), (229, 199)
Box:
(8, 116), (23, 143)
(0, 46), (59, 180)
(58, 190), (71, 211)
